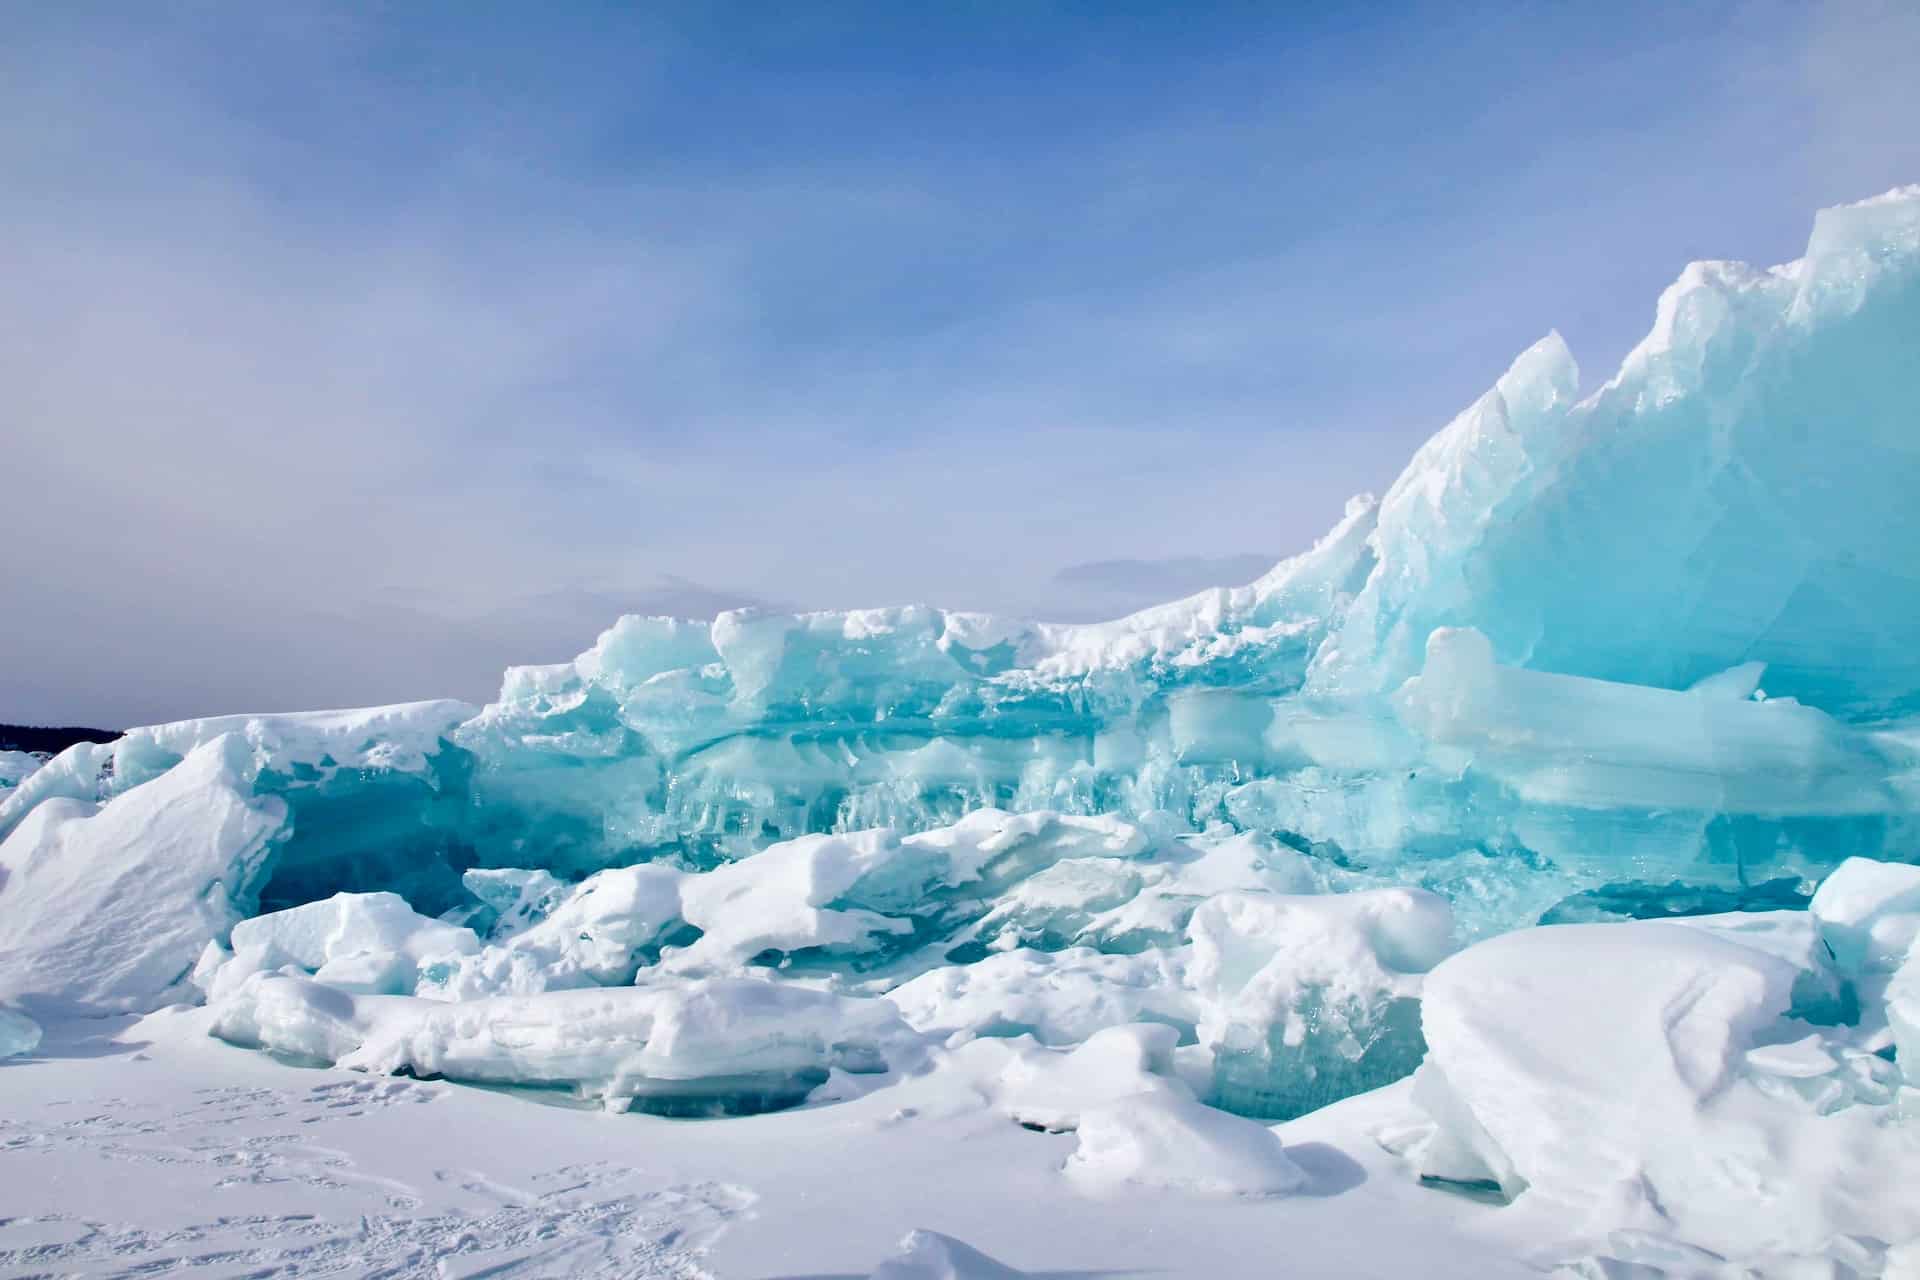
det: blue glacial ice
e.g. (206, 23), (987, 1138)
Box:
(3, 187), (1920, 1139)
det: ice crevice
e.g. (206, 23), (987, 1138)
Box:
(4, 186), (1920, 1264)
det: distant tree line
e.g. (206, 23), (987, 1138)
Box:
(0, 724), (121, 754)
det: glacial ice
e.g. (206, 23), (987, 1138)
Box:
(2, 188), (1920, 1263)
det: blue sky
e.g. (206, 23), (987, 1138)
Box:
(5, 2), (1917, 725)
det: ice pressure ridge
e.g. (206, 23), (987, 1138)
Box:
(3, 187), (1920, 1264)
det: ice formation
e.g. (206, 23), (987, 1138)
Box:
(3, 188), (1920, 1267)
(0, 1006), (39, 1059)
(208, 973), (904, 1114)
(0, 734), (286, 1015)
(0, 749), (42, 796)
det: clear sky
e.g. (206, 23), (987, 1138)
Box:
(5, 2), (1917, 727)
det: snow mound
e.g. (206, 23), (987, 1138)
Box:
(1396, 910), (1916, 1265)
(1065, 1093), (1305, 1198)
(995, 1022), (1190, 1133)
(1810, 856), (1920, 978)
(868, 1230), (1027, 1280)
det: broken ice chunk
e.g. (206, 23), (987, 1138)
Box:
(1186, 887), (1453, 1119)
(0, 750), (43, 797)
(226, 891), (480, 996)
(1809, 856), (1920, 977)
(1392, 627), (1896, 817)
(1889, 958), (1920, 1085)
(460, 867), (568, 937)
(972, 858), (1144, 951)
(0, 734), (287, 1015)
(0, 1007), (40, 1059)
(209, 971), (909, 1115)
(885, 947), (1193, 1048)
(1686, 661), (1768, 701)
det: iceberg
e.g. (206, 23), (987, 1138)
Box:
(3, 186), (1920, 1172)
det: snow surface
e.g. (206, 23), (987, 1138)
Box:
(0, 1006), (1535, 1278)
(5, 186), (1920, 1276)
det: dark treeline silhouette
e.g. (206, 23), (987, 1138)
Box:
(1, 724), (121, 755)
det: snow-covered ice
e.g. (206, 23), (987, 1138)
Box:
(5, 186), (1920, 1275)
(1400, 920), (1913, 1258)
(209, 973), (906, 1113)
(0, 748), (42, 796)
(0, 734), (287, 1016)
(1063, 1090), (1307, 1198)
